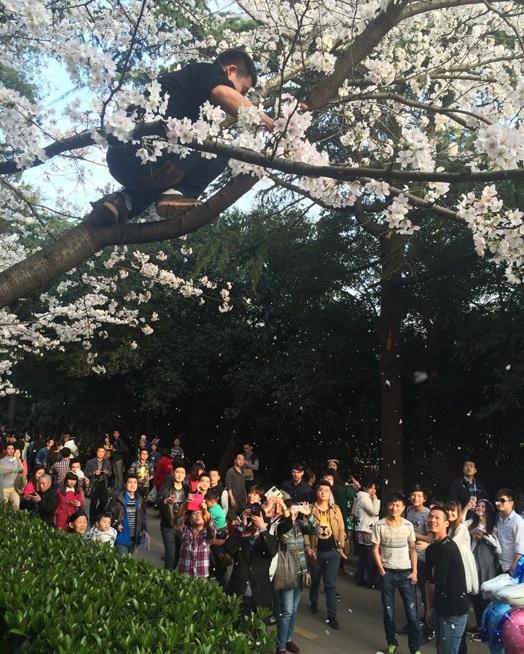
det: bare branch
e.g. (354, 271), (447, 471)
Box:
(99, 0), (148, 127)
(333, 92), (492, 128)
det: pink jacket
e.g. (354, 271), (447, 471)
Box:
(54, 489), (84, 530)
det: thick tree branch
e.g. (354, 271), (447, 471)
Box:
(0, 175), (255, 307)
(305, 2), (407, 109)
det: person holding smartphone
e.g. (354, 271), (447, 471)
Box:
(275, 498), (320, 653)
(158, 465), (188, 569)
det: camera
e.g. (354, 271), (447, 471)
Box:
(247, 502), (261, 516)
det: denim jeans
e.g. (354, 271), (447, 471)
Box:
(112, 459), (124, 491)
(115, 543), (135, 556)
(160, 526), (178, 570)
(356, 543), (377, 586)
(107, 142), (227, 219)
(381, 570), (421, 654)
(434, 612), (468, 654)
(89, 485), (108, 524)
(277, 576), (303, 648)
(309, 549), (341, 620)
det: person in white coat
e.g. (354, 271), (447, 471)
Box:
(353, 478), (381, 588)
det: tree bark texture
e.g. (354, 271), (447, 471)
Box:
(0, 175), (255, 307)
(379, 232), (405, 494)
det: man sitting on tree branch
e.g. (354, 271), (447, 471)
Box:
(91, 49), (274, 226)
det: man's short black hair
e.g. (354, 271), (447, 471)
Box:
(61, 447), (71, 458)
(215, 49), (257, 87)
(205, 489), (220, 502)
(386, 492), (405, 504)
(496, 488), (515, 501)
(291, 463), (304, 472)
(409, 484), (428, 499)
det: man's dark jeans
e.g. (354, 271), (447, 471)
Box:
(309, 549), (340, 620)
(381, 570), (421, 654)
(160, 526), (180, 570)
(89, 485), (108, 524)
(107, 142), (227, 219)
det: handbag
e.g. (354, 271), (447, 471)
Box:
(273, 545), (299, 591)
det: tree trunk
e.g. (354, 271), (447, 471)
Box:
(379, 232), (404, 494)
(6, 393), (17, 430)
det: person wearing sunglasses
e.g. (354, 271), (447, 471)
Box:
(494, 489), (524, 574)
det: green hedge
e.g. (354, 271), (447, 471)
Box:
(0, 505), (274, 653)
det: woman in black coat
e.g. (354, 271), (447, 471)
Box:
(225, 510), (278, 611)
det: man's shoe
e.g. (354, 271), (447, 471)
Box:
(422, 625), (434, 642)
(471, 633), (483, 643)
(310, 603), (319, 614)
(155, 188), (202, 217)
(89, 192), (131, 226)
(386, 646), (398, 654)
(327, 618), (339, 630)
(276, 649), (286, 654)
(286, 641), (300, 654)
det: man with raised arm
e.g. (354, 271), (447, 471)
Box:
(92, 49), (274, 225)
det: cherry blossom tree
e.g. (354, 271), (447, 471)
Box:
(0, 0), (523, 487)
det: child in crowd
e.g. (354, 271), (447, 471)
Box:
(85, 512), (118, 547)
(55, 472), (84, 531)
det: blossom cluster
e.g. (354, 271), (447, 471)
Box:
(458, 186), (524, 283)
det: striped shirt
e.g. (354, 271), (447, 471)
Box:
(127, 497), (136, 537)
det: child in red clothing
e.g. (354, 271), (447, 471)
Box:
(55, 472), (84, 530)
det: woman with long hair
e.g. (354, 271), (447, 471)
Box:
(466, 499), (501, 638)
(444, 499), (479, 595)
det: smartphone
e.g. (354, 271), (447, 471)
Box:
(265, 486), (283, 499)
(290, 505), (303, 513)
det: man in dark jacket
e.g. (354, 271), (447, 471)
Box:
(281, 463), (313, 503)
(110, 429), (129, 491)
(85, 446), (112, 523)
(447, 460), (488, 509)
(91, 49), (273, 226)
(29, 474), (58, 526)
(158, 465), (188, 569)
(109, 475), (147, 555)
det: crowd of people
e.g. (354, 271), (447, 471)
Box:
(1, 429), (523, 654)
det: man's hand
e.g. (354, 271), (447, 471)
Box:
(408, 571), (418, 585)
(32, 493), (41, 503)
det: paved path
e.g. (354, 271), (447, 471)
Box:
(132, 506), (487, 654)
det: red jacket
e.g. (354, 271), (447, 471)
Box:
(154, 456), (173, 490)
(54, 489), (84, 530)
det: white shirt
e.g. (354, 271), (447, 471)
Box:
(496, 511), (524, 571)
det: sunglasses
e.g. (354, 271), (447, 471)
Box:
(495, 498), (512, 504)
